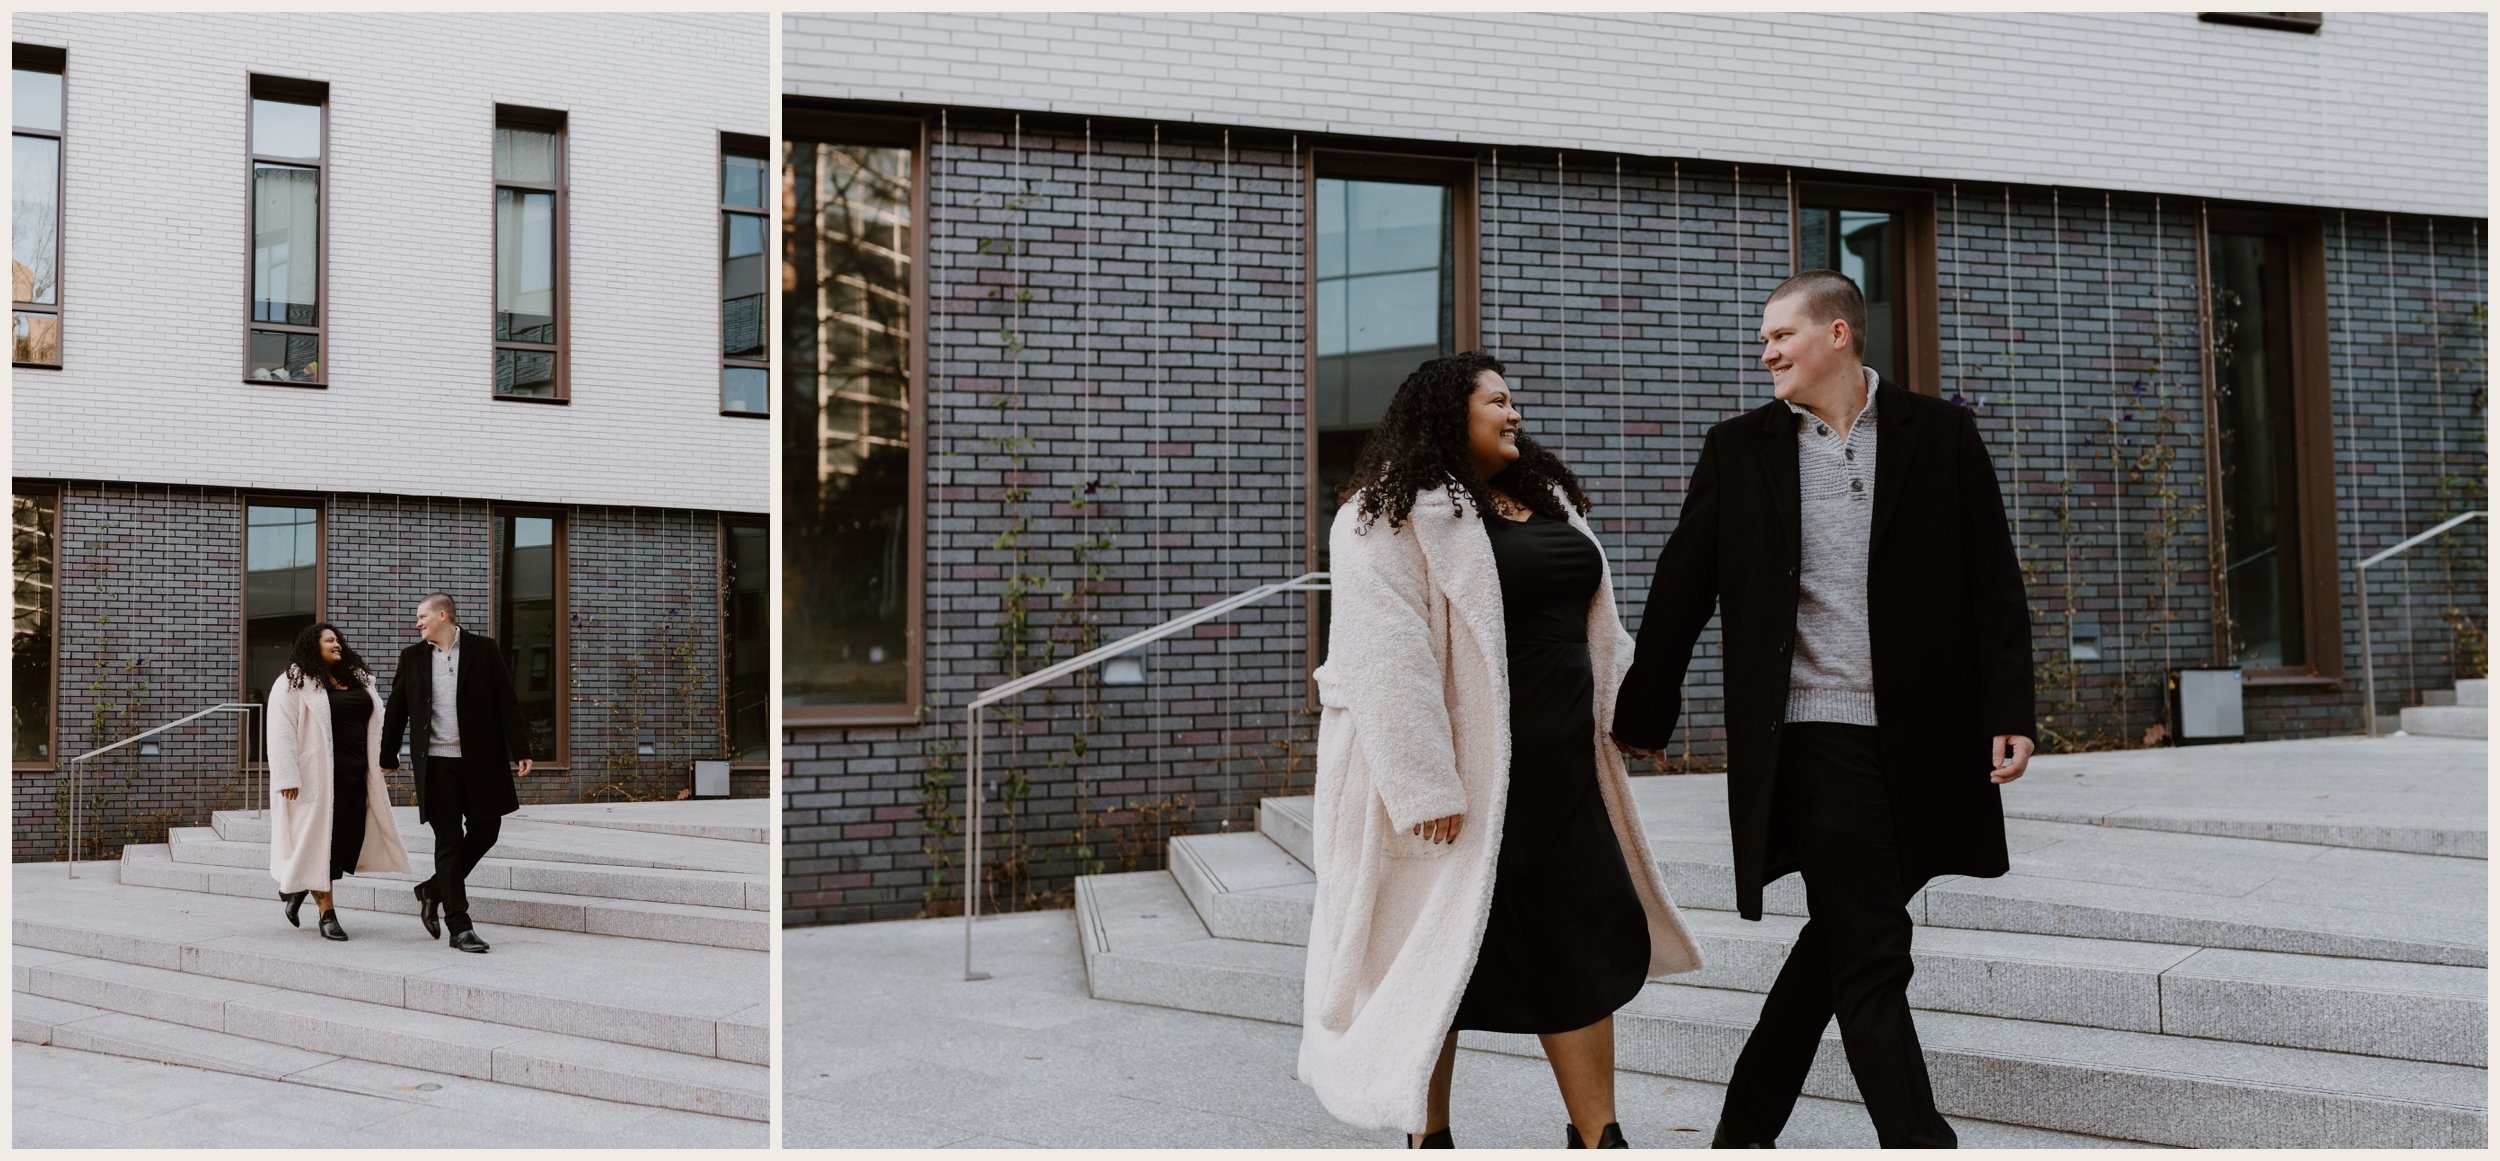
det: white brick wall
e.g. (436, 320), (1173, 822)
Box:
(12, 12), (770, 513)
(784, 11), (2485, 219)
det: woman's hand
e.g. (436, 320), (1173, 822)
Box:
(278, 788), (298, 801)
(1410, 813), (1464, 845)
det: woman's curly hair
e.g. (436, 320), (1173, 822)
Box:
(284, 621), (371, 690)
(1337, 350), (1590, 532)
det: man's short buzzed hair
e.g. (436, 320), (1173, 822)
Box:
(420, 593), (458, 622)
(1768, 268), (1869, 355)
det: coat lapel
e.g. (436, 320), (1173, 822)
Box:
(1869, 379), (1918, 552)
(1756, 403), (1800, 564)
(1406, 490), (1508, 676)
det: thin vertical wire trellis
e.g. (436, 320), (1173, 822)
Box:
(1082, 119), (1099, 826)
(2428, 218), (2449, 607)
(1152, 124), (1170, 851)
(1950, 183), (1966, 395)
(2381, 216), (2413, 699)
(1489, 149), (1499, 354)
(2003, 186), (2022, 527)
(1674, 162), (1685, 500)
(2053, 188), (2075, 718)
(2102, 193), (2125, 719)
(1223, 128), (1239, 829)
(1613, 156), (1626, 563)
(1555, 152), (1568, 453)
(2156, 196), (2177, 694)
(2336, 211), (2359, 686)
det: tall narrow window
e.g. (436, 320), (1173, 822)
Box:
(13, 46), (64, 368)
(783, 110), (921, 723)
(1308, 151), (1480, 666)
(243, 501), (322, 761)
(1792, 183), (1939, 393)
(494, 108), (566, 401)
(247, 78), (327, 384)
(14, 487), (57, 766)
(723, 517), (767, 760)
(493, 510), (566, 762)
(2205, 210), (2338, 677)
(720, 134), (769, 416)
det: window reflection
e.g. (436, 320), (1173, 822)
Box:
(1798, 205), (1901, 383)
(2210, 231), (2304, 668)
(244, 503), (320, 761)
(495, 513), (562, 761)
(784, 137), (913, 708)
(725, 520), (767, 758)
(14, 490), (55, 763)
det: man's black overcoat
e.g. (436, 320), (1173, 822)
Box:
(1613, 379), (2035, 920)
(380, 631), (530, 823)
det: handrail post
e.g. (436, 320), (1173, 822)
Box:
(964, 703), (989, 981)
(2358, 566), (2378, 737)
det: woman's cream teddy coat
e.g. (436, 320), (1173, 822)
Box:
(1297, 486), (1703, 1133)
(266, 667), (412, 894)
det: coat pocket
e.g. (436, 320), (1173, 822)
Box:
(1378, 798), (1456, 859)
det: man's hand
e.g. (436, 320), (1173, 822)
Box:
(279, 788), (297, 801)
(1410, 813), (1464, 845)
(1990, 735), (2034, 784)
(515, 759), (533, 778)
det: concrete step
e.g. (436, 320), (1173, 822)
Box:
(1258, 796), (1314, 869)
(13, 956), (766, 1121)
(1579, 984), (2483, 1149)
(210, 808), (760, 875)
(121, 844), (765, 950)
(14, 871), (766, 1064)
(1076, 870), (1305, 1025)
(2459, 679), (2488, 708)
(2401, 704), (2488, 739)
(2424, 688), (2458, 706)
(166, 830), (767, 911)
(507, 800), (770, 844)
(1073, 867), (2484, 1147)
(1167, 831), (1316, 946)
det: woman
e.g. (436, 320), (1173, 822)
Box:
(1297, 351), (1701, 1149)
(267, 621), (411, 940)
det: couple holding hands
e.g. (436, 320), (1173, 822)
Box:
(1300, 269), (2037, 1150)
(263, 594), (531, 954)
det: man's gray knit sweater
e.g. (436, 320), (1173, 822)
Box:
(1782, 367), (1880, 726)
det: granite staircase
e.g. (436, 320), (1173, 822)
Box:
(1072, 742), (2487, 1148)
(2399, 677), (2487, 740)
(14, 802), (770, 1134)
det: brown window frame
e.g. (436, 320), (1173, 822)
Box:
(239, 495), (328, 768)
(782, 106), (927, 729)
(490, 505), (571, 768)
(243, 75), (330, 388)
(13, 44), (65, 370)
(493, 105), (570, 404)
(720, 132), (770, 418)
(1788, 180), (1942, 396)
(1302, 148), (1484, 685)
(720, 513), (768, 765)
(2199, 13), (2323, 34)
(14, 481), (60, 770)
(2197, 204), (2342, 686)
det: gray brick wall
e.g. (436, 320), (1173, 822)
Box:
(782, 107), (2488, 926)
(15, 486), (762, 862)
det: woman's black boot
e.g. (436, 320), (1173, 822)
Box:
(1567, 1122), (1629, 1149)
(280, 891), (308, 927)
(318, 910), (348, 941)
(1407, 1127), (1454, 1148)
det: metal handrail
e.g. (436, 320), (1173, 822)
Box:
(961, 571), (1331, 980)
(61, 702), (260, 878)
(2357, 510), (2485, 737)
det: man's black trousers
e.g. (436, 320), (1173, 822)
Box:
(421, 755), (502, 934)
(1715, 722), (1956, 1149)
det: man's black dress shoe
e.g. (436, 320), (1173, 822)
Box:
(413, 881), (442, 939)
(1406, 1127), (1453, 1149)
(1710, 1127), (1775, 1148)
(449, 928), (491, 954)
(281, 890), (308, 928)
(1567, 1122), (1629, 1149)
(318, 910), (348, 941)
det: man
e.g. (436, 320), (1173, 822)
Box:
(1612, 270), (2035, 1148)
(381, 593), (532, 953)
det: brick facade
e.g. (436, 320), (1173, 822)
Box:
(13, 487), (763, 862)
(783, 107), (2487, 926)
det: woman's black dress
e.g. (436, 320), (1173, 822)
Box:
(326, 683), (370, 882)
(1451, 509), (1652, 1034)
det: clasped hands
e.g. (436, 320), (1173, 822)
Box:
(1609, 734), (2034, 783)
